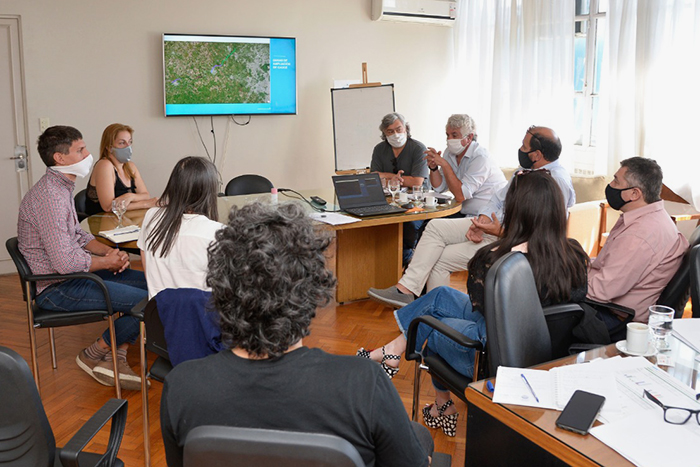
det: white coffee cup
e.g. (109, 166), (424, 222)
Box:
(626, 322), (649, 354)
(425, 194), (437, 207)
(398, 191), (409, 203)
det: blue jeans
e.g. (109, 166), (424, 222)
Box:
(394, 286), (486, 385)
(36, 269), (148, 346)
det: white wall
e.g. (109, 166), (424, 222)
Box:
(3, 0), (455, 196)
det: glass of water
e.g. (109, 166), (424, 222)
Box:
(387, 179), (401, 206)
(648, 305), (675, 351)
(111, 199), (127, 228)
(412, 185), (424, 207)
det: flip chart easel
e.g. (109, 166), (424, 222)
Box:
(331, 64), (395, 173)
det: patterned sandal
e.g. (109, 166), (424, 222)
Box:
(356, 348), (371, 359)
(422, 399), (459, 437)
(380, 346), (401, 379)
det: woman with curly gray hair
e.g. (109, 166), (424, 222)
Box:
(160, 202), (433, 467)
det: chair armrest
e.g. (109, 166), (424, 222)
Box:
(405, 315), (482, 363)
(59, 398), (128, 467)
(583, 298), (635, 318)
(543, 303), (584, 316)
(130, 297), (149, 321)
(26, 271), (115, 315)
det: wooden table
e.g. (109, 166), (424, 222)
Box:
(464, 338), (699, 466)
(80, 190), (461, 303)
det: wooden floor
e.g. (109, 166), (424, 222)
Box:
(0, 271), (470, 467)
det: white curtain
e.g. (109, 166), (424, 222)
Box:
(606, 0), (700, 209)
(452, 0), (575, 168)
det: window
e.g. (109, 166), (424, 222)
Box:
(573, 0), (606, 174)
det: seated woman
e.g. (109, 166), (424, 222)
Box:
(84, 123), (157, 216)
(160, 203), (433, 467)
(137, 156), (223, 299)
(358, 169), (588, 437)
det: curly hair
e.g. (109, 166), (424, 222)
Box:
(206, 202), (336, 358)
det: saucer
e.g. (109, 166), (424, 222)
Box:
(616, 340), (657, 357)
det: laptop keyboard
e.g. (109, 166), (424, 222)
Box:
(347, 205), (406, 216)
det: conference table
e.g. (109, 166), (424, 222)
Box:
(464, 336), (699, 466)
(80, 189), (461, 303)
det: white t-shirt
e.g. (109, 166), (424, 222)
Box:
(137, 207), (224, 299)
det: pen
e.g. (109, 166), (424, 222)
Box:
(486, 381), (494, 392)
(521, 373), (540, 403)
(113, 229), (139, 235)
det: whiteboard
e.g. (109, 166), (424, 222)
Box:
(331, 84), (395, 172)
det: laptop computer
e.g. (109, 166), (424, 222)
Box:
(332, 173), (407, 217)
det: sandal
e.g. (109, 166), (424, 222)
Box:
(380, 346), (401, 379)
(422, 399), (459, 437)
(356, 348), (371, 359)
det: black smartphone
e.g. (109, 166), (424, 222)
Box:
(555, 390), (606, 435)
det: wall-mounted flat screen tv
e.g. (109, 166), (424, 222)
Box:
(163, 33), (297, 117)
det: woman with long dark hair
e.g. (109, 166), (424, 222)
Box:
(136, 156), (222, 298)
(358, 169), (589, 436)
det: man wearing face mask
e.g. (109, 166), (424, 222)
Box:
(369, 125), (575, 308)
(370, 113), (429, 264)
(370, 113), (429, 188)
(587, 157), (688, 332)
(424, 114), (506, 218)
(17, 125), (149, 391)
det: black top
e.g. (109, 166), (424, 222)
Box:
(84, 168), (136, 215)
(467, 240), (588, 313)
(160, 347), (429, 467)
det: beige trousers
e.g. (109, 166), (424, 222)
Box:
(398, 217), (497, 296)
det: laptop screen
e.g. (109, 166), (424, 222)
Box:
(333, 173), (387, 209)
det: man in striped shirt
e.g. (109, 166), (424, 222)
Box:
(17, 125), (148, 390)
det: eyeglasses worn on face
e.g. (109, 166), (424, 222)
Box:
(644, 390), (700, 425)
(526, 125), (543, 152)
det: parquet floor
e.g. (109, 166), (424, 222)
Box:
(0, 270), (470, 467)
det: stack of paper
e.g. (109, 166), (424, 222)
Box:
(98, 225), (140, 243)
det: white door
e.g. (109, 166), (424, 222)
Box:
(0, 16), (31, 274)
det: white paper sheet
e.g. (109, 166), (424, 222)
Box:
(98, 225), (140, 243)
(309, 212), (361, 226)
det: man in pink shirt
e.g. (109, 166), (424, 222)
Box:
(588, 157), (688, 337)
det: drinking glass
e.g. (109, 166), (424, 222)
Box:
(648, 305), (674, 351)
(111, 199), (127, 228)
(412, 185), (424, 207)
(388, 179), (401, 206)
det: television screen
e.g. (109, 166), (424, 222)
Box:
(162, 33), (296, 116)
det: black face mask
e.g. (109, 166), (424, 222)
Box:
(518, 149), (535, 169)
(605, 184), (636, 210)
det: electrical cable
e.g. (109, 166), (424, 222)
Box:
(210, 116), (217, 164)
(278, 188), (342, 213)
(231, 115), (252, 126)
(192, 117), (211, 160)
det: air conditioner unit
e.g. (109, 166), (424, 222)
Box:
(371, 0), (457, 26)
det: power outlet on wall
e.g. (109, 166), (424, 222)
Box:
(39, 117), (50, 133)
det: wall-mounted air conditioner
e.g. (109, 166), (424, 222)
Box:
(371, 0), (457, 27)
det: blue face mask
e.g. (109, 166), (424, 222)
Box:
(112, 146), (132, 163)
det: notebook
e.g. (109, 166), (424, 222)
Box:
(332, 173), (406, 217)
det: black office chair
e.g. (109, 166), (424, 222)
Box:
(132, 288), (220, 467)
(0, 345), (128, 467)
(224, 174), (274, 196)
(5, 237), (123, 398)
(183, 425), (365, 467)
(690, 244), (700, 318)
(656, 225), (700, 318)
(74, 189), (89, 222)
(404, 252), (604, 420)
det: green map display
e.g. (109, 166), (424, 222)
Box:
(164, 41), (270, 105)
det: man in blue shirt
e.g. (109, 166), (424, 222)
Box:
(369, 126), (576, 307)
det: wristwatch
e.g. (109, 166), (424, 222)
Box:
(429, 165), (438, 172)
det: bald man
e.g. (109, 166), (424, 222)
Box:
(369, 126), (576, 308)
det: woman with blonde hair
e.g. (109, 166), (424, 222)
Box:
(84, 123), (157, 215)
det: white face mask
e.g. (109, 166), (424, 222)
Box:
(52, 154), (94, 179)
(387, 132), (407, 148)
(446, 138), (466, 154)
